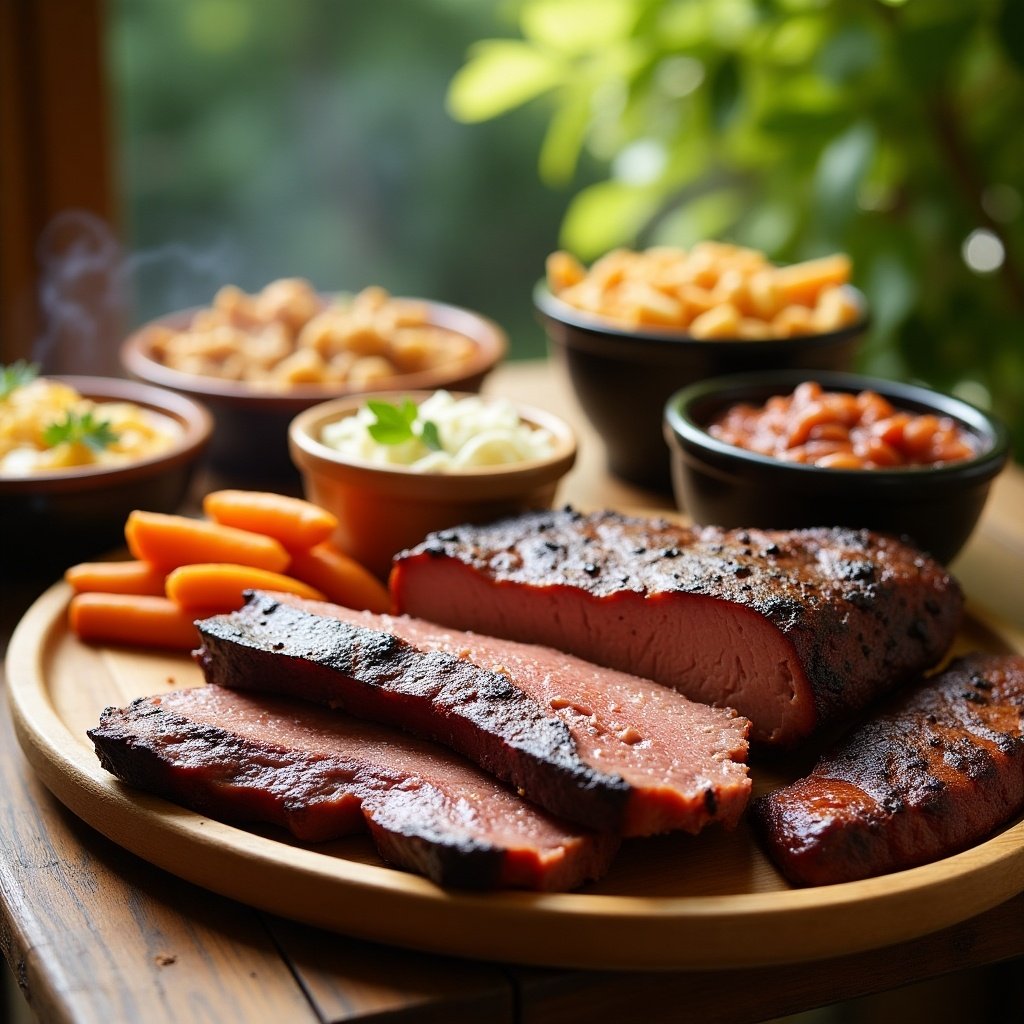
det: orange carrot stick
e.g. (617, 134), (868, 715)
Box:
(125, 510), (290, 573)
(69, 593), (202, 650)
(203, 489), (338, 551)
(65, 560), (166, 596)
(166, 563), (326, 612)
(287, 541), (391, 613)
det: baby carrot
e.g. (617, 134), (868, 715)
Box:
(125, 510), (290, 573)
(69, 593), (202, 650)
(166, 563), (326, 612)
(65, 560), (166, 596)
(203, 489), (338, 551)
(287, 541), (391, 613)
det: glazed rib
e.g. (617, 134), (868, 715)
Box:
(89, 685), (618, 891)
(194, 591), (751, 837)
(754, 654), (1024, 886)
(389, 509), (963, 745)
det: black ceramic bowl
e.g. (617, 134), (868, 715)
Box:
(663, 370), (1010, 565)
(122, 298), (507, 479)
(535, 282), (868, 492)
(1, 376), (212, 574)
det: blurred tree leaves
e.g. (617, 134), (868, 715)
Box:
(112, 0), (581, 359)
(448, 0), (1024, 457)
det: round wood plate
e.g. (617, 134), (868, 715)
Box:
(7, 581), (1024, 971)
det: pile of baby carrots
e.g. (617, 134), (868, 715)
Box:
(66, 489), (391, 650)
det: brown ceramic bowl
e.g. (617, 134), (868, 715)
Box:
(663, 370), (1010, 565)
(535, 281), (868, 493)
(121, 298), (507, 479)
(1, 376), (212, 574)
(289, 391), (577, 579)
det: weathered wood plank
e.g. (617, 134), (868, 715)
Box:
(266, 917), (513, 1024)
(509, 899), (1024, 1024)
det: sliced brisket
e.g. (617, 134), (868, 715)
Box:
(194, 591), (751, 837)
(754, 654), (1024, 886)
(89, 685), (618, 891)
(389, 509), (963, 745)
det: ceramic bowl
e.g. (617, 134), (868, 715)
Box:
(288, 390), (577, 579)
(535, 281), (868, 492)
(663, 369), (1010, 564)
(121, 298), (507, 479)
(1, 375), (212, 574)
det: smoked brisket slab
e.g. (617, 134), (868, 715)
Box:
(89, 685), (618, 891)
(389, 509), (963, 745)
(194, 591), (751, 837)
(754, 654), (1024, 886)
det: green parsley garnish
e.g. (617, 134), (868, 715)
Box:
(42, 410), (120, 453)
(0, 360), (40, 399)
(366, 399), (442, 452)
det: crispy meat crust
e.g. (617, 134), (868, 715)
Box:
(754, 654), (1024, 886)
(89, 685), (619, 891)
(390, 509), (963, 744)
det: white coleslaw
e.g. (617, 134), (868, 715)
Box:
(320, 391), (555, 471)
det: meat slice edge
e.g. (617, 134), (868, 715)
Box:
(88, 685), (619, 891)
(390, 509), (963, 745)
(194, 591), (751, 837)
(753, 654), (1024, 886)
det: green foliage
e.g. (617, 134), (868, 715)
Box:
(42, 411), (120, 453)
(0, 361), (39, 400)
(366, 399), (442, 451)
(448, 0), (1024, 457)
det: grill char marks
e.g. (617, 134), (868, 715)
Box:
(390, 509), (963, 745)
(88, 685), (619, 891)
(754, 654), (1024, 886)
(194, 592), (751, 837)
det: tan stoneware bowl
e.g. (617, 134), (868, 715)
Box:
(288, 390), (577, 579)
(1, 375), (212, 575)
(121, 298), (507, 479)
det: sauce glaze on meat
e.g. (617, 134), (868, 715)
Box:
(754, 654), (1024, 886)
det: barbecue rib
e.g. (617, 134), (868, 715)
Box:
(89, 685), (618, 891)
(194, 591), (751, 837)
(754, 654), (1024, 886)
(390, 509), (963, 745)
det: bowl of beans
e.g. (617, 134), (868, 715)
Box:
(535, 243), (869, 493)
(121, 279), (507, 478)
(288, 389), (577, 579)
(663, 370), (1009, 564)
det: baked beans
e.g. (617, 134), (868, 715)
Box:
(708, 381), (979, 469)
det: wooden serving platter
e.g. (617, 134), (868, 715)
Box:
(7, 581), (1024, 971)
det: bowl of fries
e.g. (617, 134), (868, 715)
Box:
(535, 243), (868, 492)
(122, 278), (507, 478)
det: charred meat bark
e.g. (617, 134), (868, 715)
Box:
(389, 509), (963, 745)
(194, 591), (751, 837)
(89, 685), (618, 891)
(754, 654), (1024, 886)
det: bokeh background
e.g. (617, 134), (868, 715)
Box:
(111, 0), (577, 360)
(109, 0), (1024, 455)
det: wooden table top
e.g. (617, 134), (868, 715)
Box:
(2, 358), (1023, 1024)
